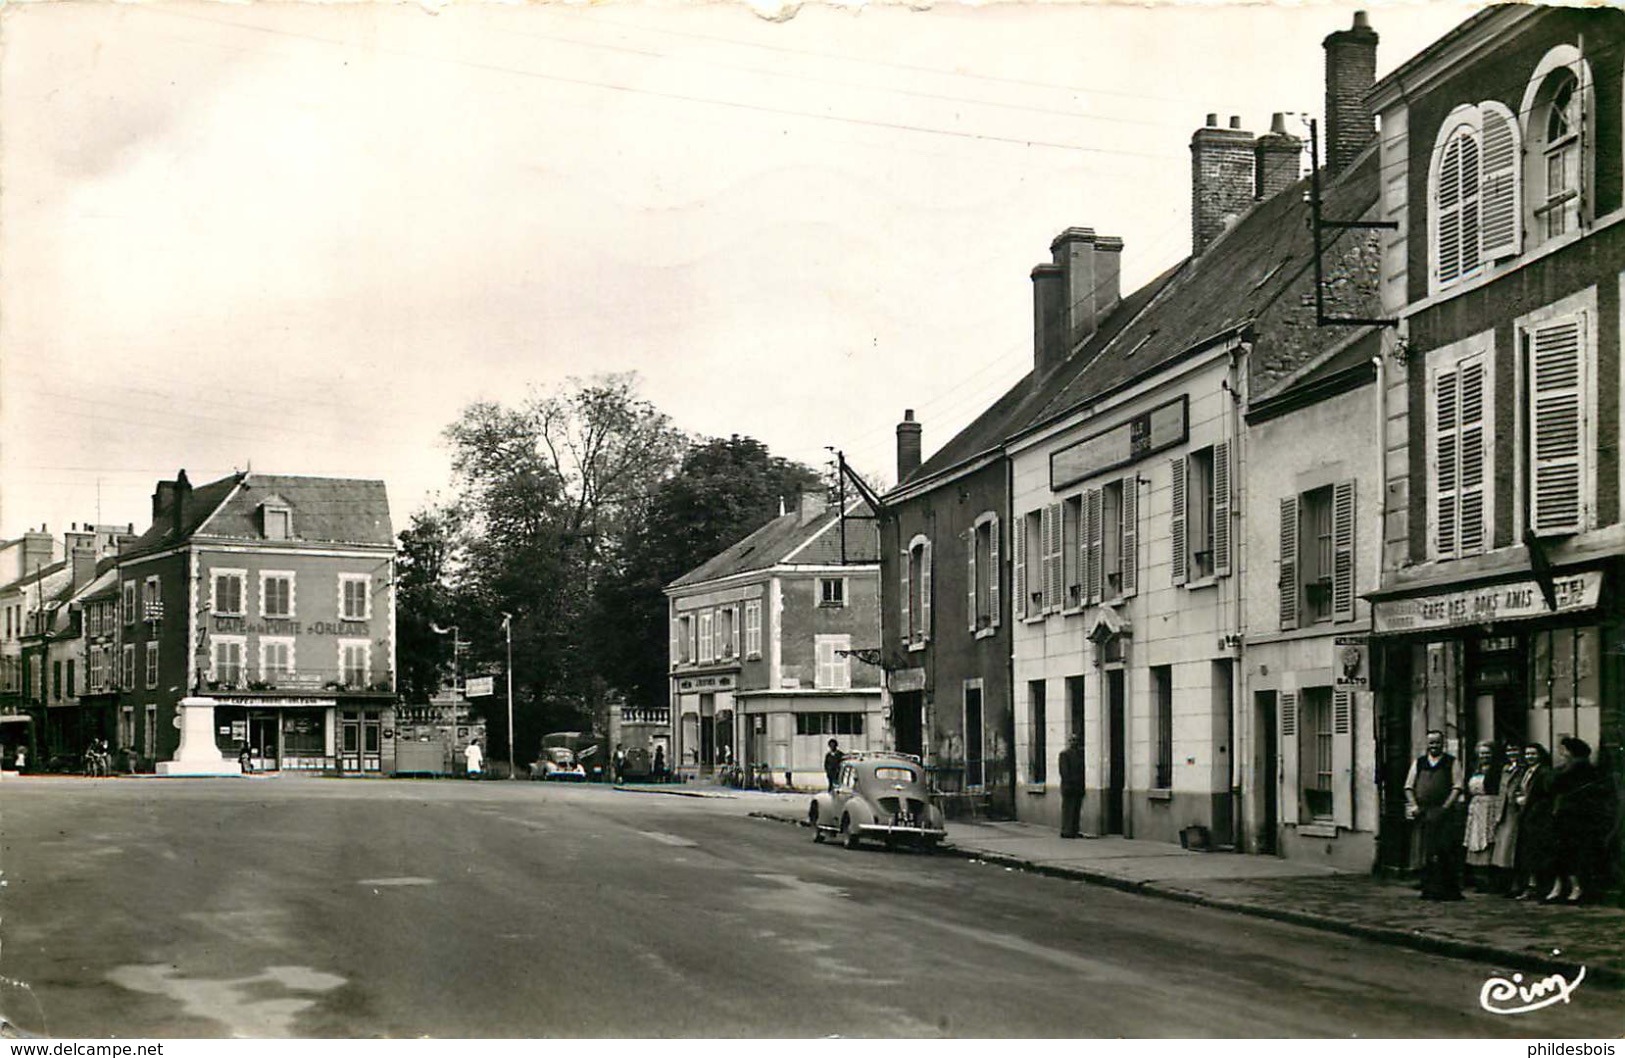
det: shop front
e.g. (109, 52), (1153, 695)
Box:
(1368, 568), (1619, 870)
(210, 696), (397, 775)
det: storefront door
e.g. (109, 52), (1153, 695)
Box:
(250, 714), (279, 771)
(340, 710), (383, 774)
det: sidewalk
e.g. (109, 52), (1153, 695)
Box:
(744, 802), (1625, 986)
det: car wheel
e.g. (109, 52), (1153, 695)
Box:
(841, 814), (861, 850)
(809, 805), (824, 843)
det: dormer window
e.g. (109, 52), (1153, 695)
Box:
(261, 502), (291, 540)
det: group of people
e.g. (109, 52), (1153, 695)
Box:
(1408, 729), (1616, 904)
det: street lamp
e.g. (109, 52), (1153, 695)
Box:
(501, 612), (515, 780)
(430, 623), (461, 775)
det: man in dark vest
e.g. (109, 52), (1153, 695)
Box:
(824, 738), (844, 792)
(1404, 729), (1465, 900)
(1058, 734), (1086, 838)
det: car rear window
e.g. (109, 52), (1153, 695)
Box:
(873, 766), (917, 782)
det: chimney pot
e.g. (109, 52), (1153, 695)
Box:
(1229, 115), (1242, 129)
(1271, 112), (1288, 135)
(1206, 113), (1218, 127)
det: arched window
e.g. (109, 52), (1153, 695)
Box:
(1520, 46), (1593, 244)
(1428, 102), (1521, 294)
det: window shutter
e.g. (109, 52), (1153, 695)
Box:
(1213, 440), (1232, 578)
(988, 516), (1001, 627)
(699, 612), (713, 663)
(1332, 480), (1356, 623)
(1049, 503), (1065, 612)
(920, 540), (932, 639)
(1119, 476), (1138, 598)
(1279, 495), (1299, 631)
(1280, 690), (1299, 825)
(1434, 365), (1460, 559)
(1457, 357), (1487, 555)
(1437, 137), (1464, 285)
(1039, 505), (1055, 612)
(967, 528), (978, 633)
(1460, 134), (1481, 277)
(1479, 104), (1520, 261)
(1529, 315), (1585, 535)
(669, 616), (679, 670)
(1332, 690), (1354, 828)
(900, 548), (911, 642)
(1170, 457), (1188, 586)
(1012, 518), (1026, 620)
(1084, 489), (1103, 605)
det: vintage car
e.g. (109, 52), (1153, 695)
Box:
(808, 752), (946, 850)
(532, 746), (588, 781)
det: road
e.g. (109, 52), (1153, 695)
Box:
(0, 776), (1617, 1038)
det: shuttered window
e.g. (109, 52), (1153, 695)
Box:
(1331, 481), (1357, 622)
(1045, 503), (1063, 612)
(1527, 314), (1587, 535)
(905, 536), (932, 644)
(698, 611), (714, 663)
(1062, 496), (1083, 609)
(1479, 103), (1520, 260)
(1118, 475), (1138, 598)
(744, 601), (761, 658)
(1212, 440), (1232, 577)
(1169, 456), (1188, 586)
(1431, 351), (1490, 559)
(1084, 488), (1103, 605)
(1279, 495), (1299, 631)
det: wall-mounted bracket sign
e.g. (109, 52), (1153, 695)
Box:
(1050, 395), (1188, 491)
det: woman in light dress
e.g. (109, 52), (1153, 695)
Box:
(1462, 741), (1506, 891)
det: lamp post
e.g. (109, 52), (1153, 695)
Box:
(502, 612), (515, 780)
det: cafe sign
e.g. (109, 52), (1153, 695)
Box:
(677, 674), (734, 692)
(1373, 571), (1602, 634)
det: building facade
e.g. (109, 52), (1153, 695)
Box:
(116, 470), (398, 775)
(667, 494), (882, 786)
(1366, 6), (1625, 868)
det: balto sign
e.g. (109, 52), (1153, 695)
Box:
(1373, 571), (1602, 634)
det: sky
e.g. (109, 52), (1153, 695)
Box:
(0, 0), (1487, 543)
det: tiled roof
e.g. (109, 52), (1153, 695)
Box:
(201, 474), (393, 547)
(669, 499), (879, 589)
(1024, 151), (1380, 435)
(0, 558), (69, 595)
(122, 472), (394, 557)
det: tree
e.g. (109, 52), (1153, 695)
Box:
(432, 374), (685, 760)
(394, 505), (461, 704)
(591, 435), (823, 706)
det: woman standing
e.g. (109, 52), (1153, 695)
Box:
(1462, 742), (1506, 891)
(1548, 737), (1613, 904)
(1513, 743), (1556, 900)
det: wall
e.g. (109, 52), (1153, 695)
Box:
(1244, 381), (1381, 869)
(777, 570), (882, 690)
(880, 458), (1014, 815)
(1010, 353), (1242, 844)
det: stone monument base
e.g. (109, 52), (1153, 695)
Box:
(156, 695), (243, 777)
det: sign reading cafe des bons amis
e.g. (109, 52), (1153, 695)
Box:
(1372, 571), (1604, 634)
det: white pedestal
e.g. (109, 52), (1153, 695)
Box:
(156, 696), (242, 777)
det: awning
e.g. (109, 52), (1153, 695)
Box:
(1371, 569), (1603, 636)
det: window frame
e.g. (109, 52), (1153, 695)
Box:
(144, 641), (159, 690)
(262, 504), (292, 540)
(817, 577), (847, 608)
(1151, 664), (1173, 791)
(259, 570), (297, 620)
(1300, 687), (1335, 821)
(1518, 46), (1593, 247)
(814, 634), (851, 691)
(1515, 294), (1596, 539)
(143, 575), (162, 624)
(211, 568), (247, 617)
(744, 600), (762, 660)
(211, 635), (246, 688)
(338, 573), (372, 622)
(970, 512), (1000, 634)
(338, 638), (371, 689)
(1425, 337), (1496, 561)
(260, 636), (296, 683)
(963, 679), (986, 792)
(1027, 679), (1048, 785)
(904, 534), (932, 648)
(123, 581), (136, 626)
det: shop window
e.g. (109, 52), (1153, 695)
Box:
(794, 712), (864, 736)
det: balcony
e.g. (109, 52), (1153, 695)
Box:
(202, 668), (397, 697)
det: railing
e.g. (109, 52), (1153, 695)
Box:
(202, 668), (396, 695)
(621, 706), (671, 725)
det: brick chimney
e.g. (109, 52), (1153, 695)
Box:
(153, 469), (194, 535)
(798, 491), (828, 526)
(896, 409), (922, 483)
(1031, 262), (1067, 379)
(1191, 114), (1255, 256)
(1050, 228), (1124, 353)
(1254, 113), (1304, 200)
(1324, 11), (1378, 174)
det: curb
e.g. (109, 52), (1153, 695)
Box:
(749, 810), (1623, 988)
(614, 785), (736, 799)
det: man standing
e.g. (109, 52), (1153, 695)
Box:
(1405, 729), (1464, 900)
(612, 743), (627, 784)
(824, 738), (844, 792)
(464, 738), (484, 780)
(1058, 734), (1085, 838)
